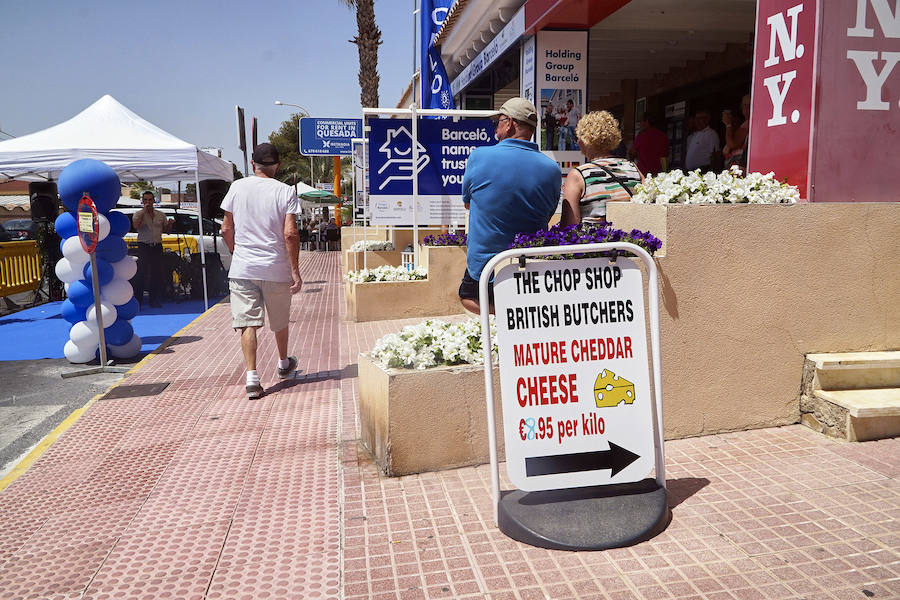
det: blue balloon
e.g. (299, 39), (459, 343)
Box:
(106, 210), (132, 238)
(83, 258), (114, 286)
(115, 297), (140, 321)
(104, 319), (133, 346)
(54, 212), (78, 239)
(95, 237), (127, 263)
(67, 279), (95, 307)
(57, 159), (121, 213)
(61, 299), (87, 324)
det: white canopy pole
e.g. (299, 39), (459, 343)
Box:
(193, 169), (209, 311)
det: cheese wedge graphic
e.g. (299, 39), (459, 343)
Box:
(593, 369), (635, 408)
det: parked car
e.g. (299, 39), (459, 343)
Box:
(0, 222), (11, 242)
(114, 206), (232, 270)
(3, 219), (38, 241)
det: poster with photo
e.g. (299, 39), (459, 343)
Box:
(540, 89), (583, 152)
(536, 30), (588, 152)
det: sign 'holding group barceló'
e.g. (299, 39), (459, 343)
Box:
(493, 256), (654, 492)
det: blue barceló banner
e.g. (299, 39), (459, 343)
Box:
(368, 118), (495, 195)
(420, 0), (456, 110)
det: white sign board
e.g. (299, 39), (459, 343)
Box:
(493, 257), (654, 491)
(520, 35), (536, 106)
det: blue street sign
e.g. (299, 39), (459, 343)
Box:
(299, 118), (363, 156)
(368, 119), (496, 196)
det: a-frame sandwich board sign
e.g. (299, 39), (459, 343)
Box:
(478, 242), (669, 550)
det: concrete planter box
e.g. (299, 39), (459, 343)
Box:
(358, 352), (503, 476)
(345, 245), (467, 322)
(606, 201), (900, 438)
(342, 250), (402, 276)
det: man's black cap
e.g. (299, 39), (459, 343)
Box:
(252, 143), (280, 166)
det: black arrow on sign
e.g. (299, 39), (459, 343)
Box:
(525, 442), (640, 478)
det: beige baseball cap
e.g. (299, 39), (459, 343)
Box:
(494, 97), (538, 128)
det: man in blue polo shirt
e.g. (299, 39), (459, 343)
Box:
(459, 97), (562, 313)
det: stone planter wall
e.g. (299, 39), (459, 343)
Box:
(358, 353), (504, 476)
(345, 245), (467, 322)
(606, 201), (900, 438)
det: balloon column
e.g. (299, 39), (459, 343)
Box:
(53, 159), (142, 363)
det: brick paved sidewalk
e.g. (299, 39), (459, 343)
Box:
(0, 251), (897, 600)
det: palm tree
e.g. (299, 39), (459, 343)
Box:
(340, 0), (382, 108)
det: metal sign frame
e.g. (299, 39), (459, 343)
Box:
(478, 242), (666, 525)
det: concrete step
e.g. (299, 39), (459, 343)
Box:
(815, 388), (900, 418)
(801, 352), (900, 442)
(806, 351), (900, 391)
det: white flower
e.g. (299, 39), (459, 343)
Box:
(631, 168), (799, 205)
(372, 317), (498, 369)
(347, 265), (428, 283)
(348, 240), (395, 252)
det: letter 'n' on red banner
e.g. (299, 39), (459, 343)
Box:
(748, 0), (818, 200)
(749, 1), (900, 202)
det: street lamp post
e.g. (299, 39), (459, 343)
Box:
(274, 100), (314, 186)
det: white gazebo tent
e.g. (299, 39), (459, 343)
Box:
(0, 95), (234, 309)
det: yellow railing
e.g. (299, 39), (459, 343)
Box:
(125, 234), (200, 258)
(0, 241), (41, 297)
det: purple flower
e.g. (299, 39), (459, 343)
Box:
(424, 232), (467, 247)
(507, 221), (661, 257)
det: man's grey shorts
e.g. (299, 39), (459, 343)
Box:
(229, 278), (292, 331)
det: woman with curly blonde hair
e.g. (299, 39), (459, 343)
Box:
(561, 111), (643, 226)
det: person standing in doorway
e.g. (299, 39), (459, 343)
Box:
(629, 113), (670, 176)
(684, 110), (720, 172)
(132, 190), (172, 307)
(220, 143), (302, 399)
(723, 94), (751, 170)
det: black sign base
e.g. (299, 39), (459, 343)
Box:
(498, 478), (670, 551)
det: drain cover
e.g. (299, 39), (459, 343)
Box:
(101, 382), (170, 400)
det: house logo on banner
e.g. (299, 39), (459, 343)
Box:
(376, 127), (430, 190)
(367, 118), (495, 225)
(492, 257), (655, 492)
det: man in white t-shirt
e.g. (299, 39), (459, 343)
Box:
(220, 143), (302, 399)
(684, 110), (720, 172)
(558, 99), (581, 151)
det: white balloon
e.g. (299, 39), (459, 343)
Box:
(111, 255), (138, 281)
(54, 257), (82, 284)
(64, 339), (97, 364)
(69, 320), (100, 346)
(97, 213), (111, 242)
(86, 301), (117, 328)
(108, 334), (142, 359)
(62, 236), (90, 266)
(100, 278), (133, 306)
(64, 282), (70, 293)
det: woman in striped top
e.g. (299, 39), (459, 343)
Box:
(561, 111), (643, 226)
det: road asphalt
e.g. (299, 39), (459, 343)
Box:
(0, 356), (140, 479)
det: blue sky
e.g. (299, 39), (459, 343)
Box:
(0, 0), (416, 175)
